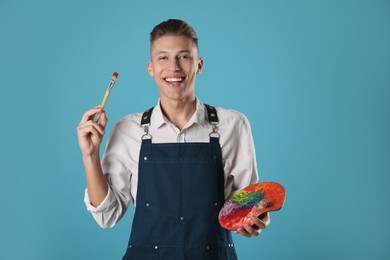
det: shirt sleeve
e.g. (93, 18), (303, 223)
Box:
(221, 112), (259, 199)
(83, 119), (136, 228)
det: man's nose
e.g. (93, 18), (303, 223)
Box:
(167, 58), (181, 71)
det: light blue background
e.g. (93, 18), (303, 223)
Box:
(1, 0), (389, 259)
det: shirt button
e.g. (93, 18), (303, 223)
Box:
(154, 246), (158, 250)
(214, 202), (218, 206)
(146, 203), (150, 207)
(205, 245), (210, 250)
(180, 216), (184, 221)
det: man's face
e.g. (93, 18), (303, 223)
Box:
(147, 35), (203, 103)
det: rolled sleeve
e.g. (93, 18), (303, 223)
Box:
(84, 187), (116, 213)
(84, 185), (131, 228)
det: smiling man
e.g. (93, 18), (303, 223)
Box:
(147, 33), (203, 129)
(77, 19), (269, 260)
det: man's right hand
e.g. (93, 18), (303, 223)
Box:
(76, 106), (108, 157)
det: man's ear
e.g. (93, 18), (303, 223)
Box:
(196, 58), (204, 74)
(147, 60), (154, 77)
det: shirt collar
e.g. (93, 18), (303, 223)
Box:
(151, 98), (207, 129)
(151, 99), (165, 128)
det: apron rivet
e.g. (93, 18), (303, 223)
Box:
(154, 245), (158, 250)
(214, 202), (218, 206)
(144, 156), (147, 160)
(205, 245), (210, 250)
(146, 203), (149, 207)
(180, 216), (184, 221)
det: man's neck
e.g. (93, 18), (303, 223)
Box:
(160, 97), (197, 130)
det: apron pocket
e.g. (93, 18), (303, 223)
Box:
(142, 160), (219, 219)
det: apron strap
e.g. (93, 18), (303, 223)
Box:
(204, 104), (219, 138)
(140, 107), (153, 139)
(141, 107), (154, 126)
(204, 104), (219, 125)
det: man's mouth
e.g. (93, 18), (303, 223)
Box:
(164, 77), (185, 83)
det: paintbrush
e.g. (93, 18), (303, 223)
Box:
(94, 72), (119, 122)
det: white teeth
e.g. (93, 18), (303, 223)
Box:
(165, 77), (183, 82)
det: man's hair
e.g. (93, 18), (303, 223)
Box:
(150, 19), (198, 50)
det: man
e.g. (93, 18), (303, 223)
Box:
(77, 19), (269, 259)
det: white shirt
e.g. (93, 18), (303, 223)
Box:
(84, 98), (259, 228)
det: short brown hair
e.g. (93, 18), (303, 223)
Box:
(150, 19), (198, 50)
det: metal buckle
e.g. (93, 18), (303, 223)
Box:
(209, 122), (220, 138)
(141, 124), (152, 140)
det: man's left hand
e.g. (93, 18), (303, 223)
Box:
(234, 212), (270, 238)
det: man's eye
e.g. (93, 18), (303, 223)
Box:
(179, 55), (191, 60)
(158, 56), (168, 60)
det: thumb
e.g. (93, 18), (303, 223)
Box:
(99, 111), (108, 129)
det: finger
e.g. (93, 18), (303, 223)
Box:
(244, 223), (260, 236)
(258, 212), (271, 228)
(77, 121), (105, 137)
(78, 119), (105, 134)
(260, 199), (271, 208)
(235, 227), (253, 238)
(80, 106), (103, 123)
(77, 125), (102, 140)
(99, 111), (108, 129)
(89, 126), (104, 139)
(250, 213), (267, 229)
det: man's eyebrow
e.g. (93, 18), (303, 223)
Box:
(154, 51), (168, 56)
(153, 50), (192, 57)
(177, 50), (191, 54)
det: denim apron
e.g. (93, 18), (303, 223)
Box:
(122, 105), (237, 260)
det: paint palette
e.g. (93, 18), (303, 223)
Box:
(219, 182), (286, 231)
